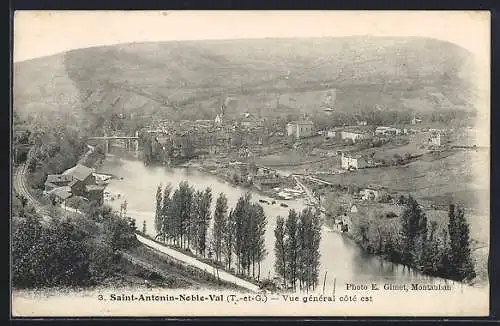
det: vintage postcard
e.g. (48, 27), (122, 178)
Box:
(11, 10), (490, 317)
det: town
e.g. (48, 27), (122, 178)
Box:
(74, 96), (479, 219)
(12, 35), (488, 298)
(30, 101), (467, 217)
(13, 87), (486, 294)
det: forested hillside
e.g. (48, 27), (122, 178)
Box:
(14, 36), (477, 125)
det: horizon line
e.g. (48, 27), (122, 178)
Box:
(13, 35), (468, 64)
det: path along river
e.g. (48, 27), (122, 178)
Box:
(100, 156), (475, 292)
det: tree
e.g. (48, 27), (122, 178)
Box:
(223, 209), (235, 270)
(12, 213), (44, 287)
(297, 208), (312, 291)
(86, 200), (102, 221)
(274, 216), (287, 288)
(103, 214), (138, 251)
(168, 188), (182, 246)
(119, 200), (128, 218)
(296, 208), (322, 292)
(212, 193), (228, 264)
(421, 221), (440, 274)
(310, 209), (322, 290)
(175, 181), (194, 249)
(161, 184), (172, 243)
(13, 214), (95, 288)
(154, 185), (163, 236)
(285, 209), (299, 289)
(233, 193), (251, 274)
(448, 204), (476, 282)
(437, 227), (453, 277)
(190, 190), (203, 251)
(195, 187), (213, 257)
(250, 203), (267, 280)
(399, 195), (427, 267)
(40, 219), (92, 287)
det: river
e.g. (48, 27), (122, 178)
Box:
(100, 155), (462, 292)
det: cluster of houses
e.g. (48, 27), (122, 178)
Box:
(333, 186), (397, 232)
(44, 164), (107, 206)
(375, 126), (404, 136)
(320, 127), (372, 143)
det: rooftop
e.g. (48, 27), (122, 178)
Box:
(288, 120), (314, 126)
(47, 186), (72, 200)
(362, 185), (386, 191)
(86, 185), (106, 192)
(62, 164), (93, 181)
(341, 129), (372, 135)
(46, 174), (73, 184)
(342, 152), (366, 159)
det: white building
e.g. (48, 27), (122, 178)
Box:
(340, 130), (371, 143)
(429, 132), (448, 147)
(286, 120), (315, 139)
(411, 116), (422, 124)
(375, 126), (402, 136)
(214, 114), (223, 127)
(341, 152), (369, 170)
(326, 129), (336, 138)
(360, 187), (387, 201)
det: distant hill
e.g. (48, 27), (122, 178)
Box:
(13, 37), (478, 122)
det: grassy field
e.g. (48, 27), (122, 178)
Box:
(255, 149), (327, 168)
(123, 244), (239, 290)
(320, 150), (488, 212)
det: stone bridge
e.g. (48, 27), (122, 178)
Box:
(88, 132), (140, 153)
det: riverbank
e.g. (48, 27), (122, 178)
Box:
(100, 155), (488, 296)
(293, 173), (488, 288)
(182, 159), (305, 202)
(324, 210), (487, 287)
(192, 158), (488, 287)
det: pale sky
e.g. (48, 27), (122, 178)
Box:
(14, 10), (490, 63)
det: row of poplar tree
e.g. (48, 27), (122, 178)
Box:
(274, 208), (322, 292)
(355, 195), (476, 282)
(154, 182), (267, 279)
(398, 196), (476, 282)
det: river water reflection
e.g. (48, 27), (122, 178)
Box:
(101, 156), (455, 291)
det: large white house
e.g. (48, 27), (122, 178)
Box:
(214, 114), (223, 127)
(341, 152), (369, 170)
(340, 130), (371, 143)
(287, 120), (315, 139)
(429, 132), (448, 147)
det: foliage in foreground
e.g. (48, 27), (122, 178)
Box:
(12, 207), (138, 289)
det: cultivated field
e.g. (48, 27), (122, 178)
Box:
(319, 150), (488, 213)
(255, 149), (327, 168)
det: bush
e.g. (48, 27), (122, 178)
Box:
(103, 215), (139, 251)
(12, 214), (94, 288)
(379, 193), (393, 203)
(385, 212), (398, 219)
(66, 196), (90, 212)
